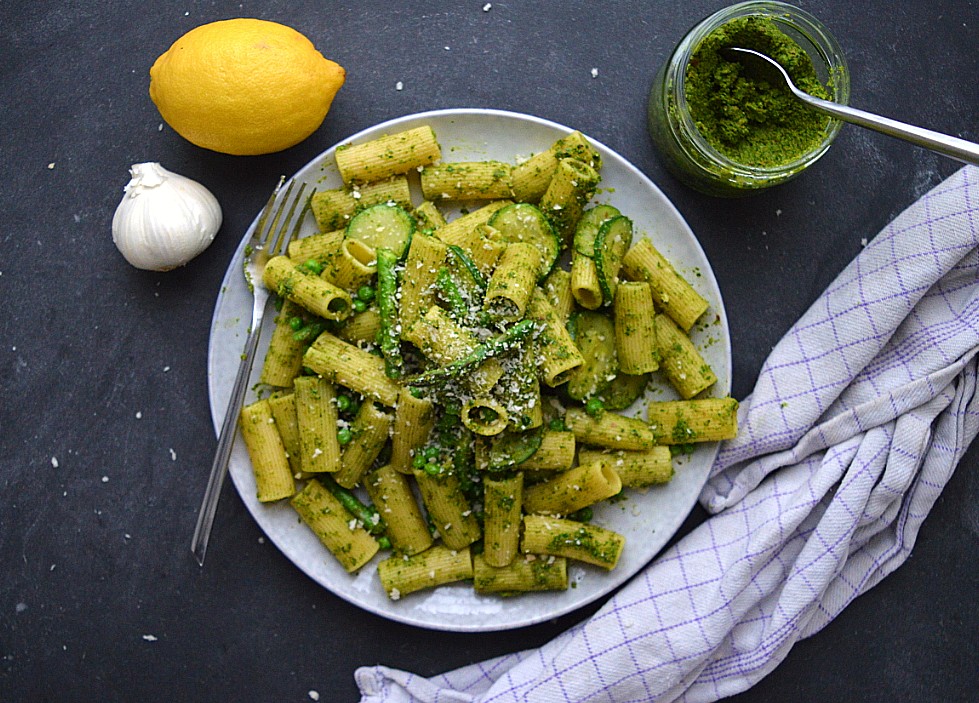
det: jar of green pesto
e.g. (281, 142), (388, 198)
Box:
(648, 1), (850, 196)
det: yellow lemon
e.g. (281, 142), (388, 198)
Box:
(149, 18), (345, 156)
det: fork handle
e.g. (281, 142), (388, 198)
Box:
(191, 319), (265, 566)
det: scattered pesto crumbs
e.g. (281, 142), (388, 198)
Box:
(685, 16), (832, 167)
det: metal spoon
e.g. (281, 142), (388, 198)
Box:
(721, 46), (979, 166)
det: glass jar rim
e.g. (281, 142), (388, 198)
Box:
(668, 0), (850, 178)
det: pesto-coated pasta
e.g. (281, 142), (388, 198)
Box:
(364, 464), (433, 556)
(621, 238), (708, 332)
(242, 122), (731, 599)
(484, 242), (542, 322)
(482, 472), (524, 567)
(413, 469), (482, 550)
(421, 161), (513, 201)
(267, 392), (303, 479)
(377, 545), (473, 600)
(655, 313), (717, 398)
(521, 514), (625, 570)
(260, 298), (307, 387)
(647, 397), (739, 444)
(290, 478), (379, 572)
(303, 332), (401, 407)
(293, 375), (341, 473)
(522, 458), (622, 515)
(614, 282), (661, 375)
(335, 126), (441, 184)
(473, 553), (568, 593)
(262, 255), (353, 321)
(239, 399), (295, 502)
(333, 401), (393, 488)
(578, 447), (674, 488)
(564, 407), (657, 451)
(389, 388), (435, 474)
(310, 175), (412, 231)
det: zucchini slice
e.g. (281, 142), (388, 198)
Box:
(594, 215), (633, 306)
(345, 203), (416, 259)
(573, 204), (620, 259)
(565, 311), (618, 401)
(487, 203), (560, 278)
(485, 426), (544, 471)
(600, 372), (649, 410)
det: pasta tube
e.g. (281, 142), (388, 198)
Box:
(521, 515), (624, 570)
(510, 131), (602, 203)
(293, 375), (341, 473)
(259, 299), (306, 387)
(646, 397), (739, 444)
(614, 282), (661, 375)
(335, 126), (441, 184)
(412, 200), (447, 231)
(542, 267), (574, 322)
(239, 399), (295, 502)
(621, 238), (708, 332)
(333, 401), (393, 488)
(399, 233), (447, 332)
(288, 229), (344, 266)
(655, 313), (717, 398)
(578, 447), (673, 488)
(267, 392), (303, 478)
(310, 175), (412, 231)
(564, 407), (657, 450)
(303, 332), (401, 407)
(377, 545), (473, 600)
(262, 255), (353, 321)
(522, 458), (622, 515)
(483, 242), (542, 322)
(515, 430), (576, 471)
(481, 472), (524, 567)
(324, 238), (376, 292)
(473, 553), (568, 594)
(389, 388), (435, 474)
(364, 464), (433, 556)
(538, 158), (600, 247)
(420, 161), (513, 201)
(290, 478), (379, 573)
(526, 289), (584, 387)
(434, 200), (511, 248)
(413, 469), (482, 550)
(461, 397), (510, 437)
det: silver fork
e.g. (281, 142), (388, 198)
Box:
(191, 177), (311, 567)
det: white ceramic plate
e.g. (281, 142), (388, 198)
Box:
(207, 108), (730, 632)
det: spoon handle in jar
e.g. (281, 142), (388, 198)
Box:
(799, 92), (979, 166)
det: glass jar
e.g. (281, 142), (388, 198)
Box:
(647, 1), (850, 196)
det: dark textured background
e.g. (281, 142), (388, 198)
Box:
(2, 1), (977, 701)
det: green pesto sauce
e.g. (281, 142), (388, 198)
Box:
(685, 16), (832, 167)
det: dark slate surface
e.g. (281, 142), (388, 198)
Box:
(2, 1), (977, 701)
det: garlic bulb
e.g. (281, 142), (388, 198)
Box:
(112, 162), (222, 271)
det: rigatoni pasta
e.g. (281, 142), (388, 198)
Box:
(234, 121), (735, 602)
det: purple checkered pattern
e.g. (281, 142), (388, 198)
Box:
(357, 166), (979, 703)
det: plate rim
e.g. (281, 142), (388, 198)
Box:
(206, 107), (731, 632)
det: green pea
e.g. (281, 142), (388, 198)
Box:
(585, 397), (605, 417)
(288, 316), (305, 331)
(352, 298), (368, 313)
(377, 536), (392, 550)
(356, 285), (376, 302)
(424, 462), (440, 476)
(424, 446), (440, 459)
(336, 394), (351, 412)
(412, 454), (427, 469)
(337, 428), (353, 445)
(300, 259), (324, 275)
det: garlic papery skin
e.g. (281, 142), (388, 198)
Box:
(112, 162), (223, 271)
